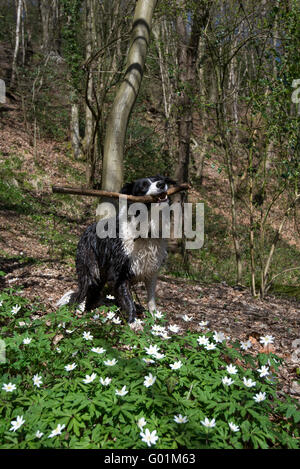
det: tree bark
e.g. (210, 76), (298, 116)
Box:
(225, 145), (243, 284)
(39, 0), (51, 53)
(248, 146), (256, 296)
(101, 0), (157, 195)
(70, 102), (82, 160)
(153, 19), (177, 166)
(83, 0), (97, 186)
(171, 0), (210, 264)
(52, 182), (189, 202)
(174, 0), (210, 188)
(11, 0), (23, 87)
(174, 7), (192, 187)
(39, 0), (61, 54)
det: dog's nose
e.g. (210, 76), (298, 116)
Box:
(156, 181), (166, 190)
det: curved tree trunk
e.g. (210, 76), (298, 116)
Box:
(101, 0), (157, 194)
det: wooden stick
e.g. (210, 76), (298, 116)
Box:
(52, 183), (190, 203)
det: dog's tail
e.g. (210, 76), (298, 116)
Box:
(56, 289), (86, 312)
(56, 290), (75, 307)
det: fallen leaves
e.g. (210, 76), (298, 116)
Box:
(52, 333), (64, 346)
(248, 335), (276, 354)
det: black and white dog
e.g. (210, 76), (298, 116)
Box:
(57, 175), (176, 322)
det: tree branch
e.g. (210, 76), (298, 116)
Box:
(52, 183), (190, 203)
(265, 266), (300, 293)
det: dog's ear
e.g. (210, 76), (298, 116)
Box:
(154, 174), (177, 186)
(165, 176), (177, 186)
(120, 182), (134, 195)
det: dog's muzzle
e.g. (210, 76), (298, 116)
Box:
(154, 192), (168, 204)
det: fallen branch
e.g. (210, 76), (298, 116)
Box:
(265, 266), (300, 293)
(52, 183), (190, 203)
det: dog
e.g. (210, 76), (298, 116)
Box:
(57, 175), (176, 322)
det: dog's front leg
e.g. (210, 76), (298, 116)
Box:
(115, 281), (136, 323)
(145, 275), (159, 315)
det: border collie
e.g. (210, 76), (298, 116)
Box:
(57, 175), (176, 323)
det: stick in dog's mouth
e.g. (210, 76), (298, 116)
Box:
(155, 192), (168, 203)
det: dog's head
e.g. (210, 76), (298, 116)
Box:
(120, 175), (177, 203)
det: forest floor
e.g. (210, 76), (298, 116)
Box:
(0, 97), (300, 402)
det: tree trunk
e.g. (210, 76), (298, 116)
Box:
(226, 146), (243, 284)
(39, 0), (61, 54)
(153, 19), (177, 167)
(101, 0), (157, 196)
(174, 0), (210, 188)
(71, 102), (82, 160)
(248, 147), (256, 296)
(174, 7), (192, 187)
(83, 0), (97, 186)
(39, 0), (51, 53)
(172, 0), (210, 264)
(21, 0), (26, 66)
(11, 0), (23, 87)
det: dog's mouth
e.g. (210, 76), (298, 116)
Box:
(155, 192), (168, 203)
